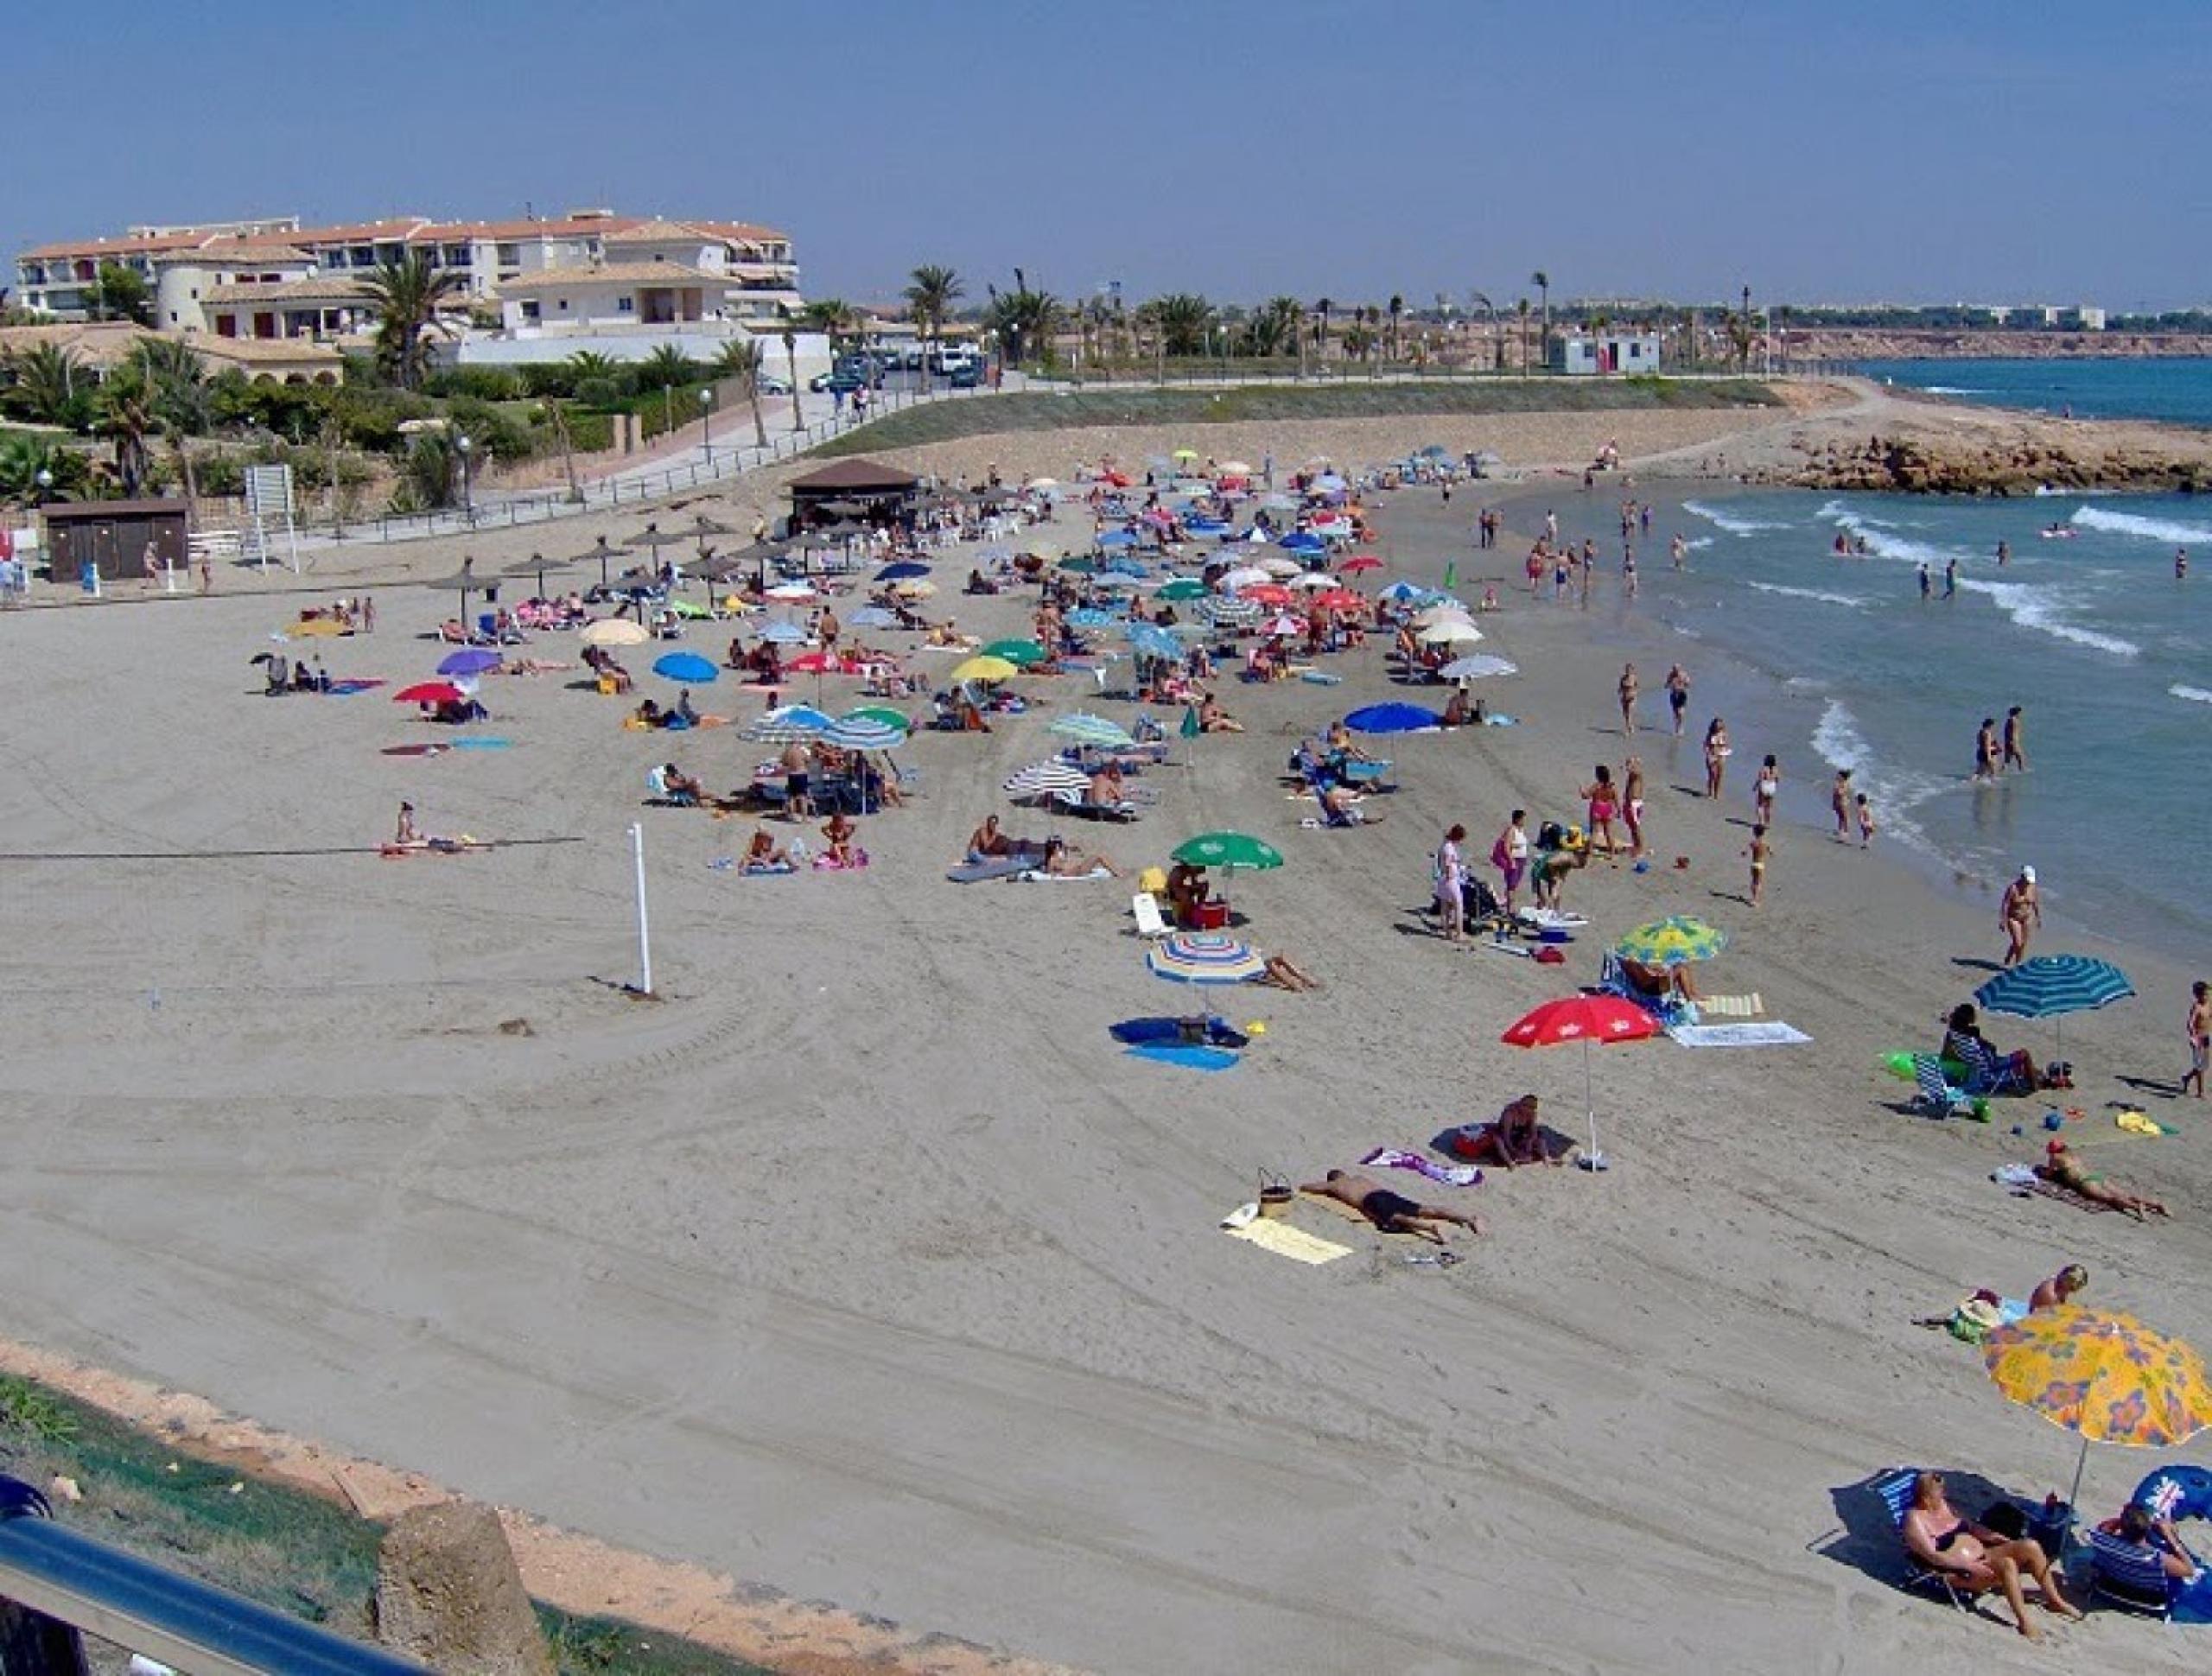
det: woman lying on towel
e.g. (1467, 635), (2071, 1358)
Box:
(1037, 836), (1119, 878)
(2037, 1140), (2169, 1220)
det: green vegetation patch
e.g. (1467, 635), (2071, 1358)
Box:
(817, 377), (1780, 456)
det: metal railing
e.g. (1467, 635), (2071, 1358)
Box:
(0, 1476), (425, 1675)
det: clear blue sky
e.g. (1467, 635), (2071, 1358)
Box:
(8, 0), (2209, 312)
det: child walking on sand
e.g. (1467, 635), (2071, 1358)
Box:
(1855, 793), (1877, 849)
(1745, 824), (1770, 907)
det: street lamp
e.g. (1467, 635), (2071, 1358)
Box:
(34, 468), (53, 505)
(697, 386), (714, 464)
(454, 433), (474, 523)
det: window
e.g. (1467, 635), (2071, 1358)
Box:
(444, 244), (471, 266)
(617, 295), (634, 314)
(556, 299), (569, 312)
(496, 244), (519, 267)
(351, 245), (374, 268)
(520, 300), (540, 321)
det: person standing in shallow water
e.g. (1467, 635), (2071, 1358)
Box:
(2002, 706), (2028, 772)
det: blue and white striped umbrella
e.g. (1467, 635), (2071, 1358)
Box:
(741, 704), (835, 743)
(1066, 607), (1122, 629)
(1974, 955), (2135, 1061)
(758, 619), (810, 644)
(820, 717), (906, 752)
(1126, 624), (1181, 660)
(1975, 956), (2135, 1020)
(1050, 713), (1137, 749)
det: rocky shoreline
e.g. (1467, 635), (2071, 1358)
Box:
(1789, 327), (2212, 362)
(1772, 428), (2212, 494)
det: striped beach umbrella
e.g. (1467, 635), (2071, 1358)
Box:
(741, 705), (833, 744)
(1974, 955), (2135, 1060)
(1126, 624), (1181, 661)
(820, 717), (906, 752)
(1147, 933), (1268, 986)
(1066, 607), (1123, 629)
(1050, 713), (1137, 749)
(1003, 759), (1094, 801)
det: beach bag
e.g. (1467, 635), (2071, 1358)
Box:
(1257, 1171), (1295, 1220)
(1490, 835), (1510, 872)
(1948, 1295), (2005, 1344)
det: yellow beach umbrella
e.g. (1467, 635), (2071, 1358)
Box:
(950, 655), (1019, 683)
(1172, 447), (1199, 462)
(580, 618), (651, 648)
(1982, 1305), (2212, 1514)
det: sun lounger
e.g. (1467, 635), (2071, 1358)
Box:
(1910, 1054), (1976, 1118)
(1871, 1468), (1975, 1612)
(1051, 788), (1139, 822)
(1131, 893), (1173, 937)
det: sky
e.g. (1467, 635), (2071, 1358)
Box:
(6, 0), (2209, 313)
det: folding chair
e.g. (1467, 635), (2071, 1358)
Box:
(1871, 1468), (1974, 1611)
(1910, 1054), (1975, 1119)
(1131, 893), (1173, 939)
(2086, 1531), (2179, 1621)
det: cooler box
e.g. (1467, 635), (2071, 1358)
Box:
(1192, 898), (1230, 930)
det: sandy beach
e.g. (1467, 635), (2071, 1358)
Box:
(0, 390), (2205, 1675)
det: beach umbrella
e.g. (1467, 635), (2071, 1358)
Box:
(1096, 529), (1138, 549)
(1344, 702), (1442, 734)
(1419, 620), (1483, 646)
(1500, 994), (1659, 1171)
(1260, 493), (1299, 512)
(1090, 573), (1141, 593)
(580, 618), (650, 648)
(1215, 460), (1253, 477)
(1289, 572), (1337, 590)
(437, 649), (501, 676)
(1218, 565), (1271, 592)
(1279, 532), (1326, 554)
(1974, 955), (2136, 1062)
(1003, 759), (1093, 801)
(821, 716), (906, 752)
(1156, 580), (1209, 602)
(1338, 555), (1383, 574)
(1615, 916), (1728, 968)
(1171, 447), (1200, 463)
(877, 562), (931, 581)
(741, 705), (832, 743)
(652, 651), (719, 684)
(569, 536), (630, 588)
(951, 655), (1020, 684)
(1170, 833), (1281, 909)
(285, 618), (346, 638)
(1201, 597), (1262, 626)
(501, 550), (569, 597)
(843, 706), (913, 732)
(849, 606), (902, 629)
(1262, 613), (1306, 638)
(982, 638), (1049, 667)
(765, 581), (817, 602)
(1259, 555), (1305, 578)
(1147, 932), (1267, 986)
(1067, 607), (1123, 628)
(1377, 580), (1427, 604)
(1026, 476), (1059, 491)
(1050, 713), (1137, 749)
(627, 523), (687, 553)
(1241, 584), (1296, 608)
(1982, 1305), (2212, 1526)
(1411, 604), (1475, 629)
(393, 682), (463, 705)
(757, 619), (810, 644)
(1125, 623), (1181, 661)
(1439, 653), (1518, 682)
(1058, 555), (1102, 577)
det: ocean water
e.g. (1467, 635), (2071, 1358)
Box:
(1857, 356), (2212, 429)
(1603, 492), (2210, 961)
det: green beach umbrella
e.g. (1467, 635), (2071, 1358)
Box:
(1172, 833), (1284, 872)
(1058, 555), (1101, 575)
(982, 638), (1049, 667)
(844, 705), (913, 732)
(1157, 579), (1210, 601)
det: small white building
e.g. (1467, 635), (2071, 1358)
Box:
(1547, 331), (1662, 375)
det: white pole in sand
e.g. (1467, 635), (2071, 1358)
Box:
(629, 822), (654, 996)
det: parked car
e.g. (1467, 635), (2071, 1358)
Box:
(757, 375), (791, 395)
(949, 363), (983, 389)
(809, 370), (871, 394)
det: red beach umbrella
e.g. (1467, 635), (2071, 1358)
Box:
(1499, 994), (1658, 1171)
(1338, 555), (1383, 574)
(1240, 583), (1296, 607)
(393, 682), (464, 705)
(1313, 588), (1364, 612)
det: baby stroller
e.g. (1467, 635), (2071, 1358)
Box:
(1459, 873), (1507, 935)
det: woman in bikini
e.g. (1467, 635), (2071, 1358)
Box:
(1830, 768), (1853, 841)
(1744, 823), (1770, 908)
(1617, 662), (1639, 735)
(1622, 757), (1646, 859)
(1582, 765), (1622, 858)
(1903, 1471), (2082, 1641)
(1754, 754), (1780, 827)
(1703, 717), (1731, 800)
(2037, 1140), (2170, 1219)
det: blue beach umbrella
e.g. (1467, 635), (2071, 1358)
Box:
(1096, 529), (1138, 549)
(1067, 607), (1122, 629)
(652, 651), (719, 683)
(1344, 702), (1443, 735)
(1974, 955), (2136, 1061)
(849, 605), (902, 629)
(758, 620), (810, 644)
(437, 649), (502, 676)
(1126, 623), (1180, 660)
(1279, 532), (1326, 554)
(876, 562), (931, 581)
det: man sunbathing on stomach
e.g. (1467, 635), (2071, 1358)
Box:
(1301, 1171), (1483, 1243)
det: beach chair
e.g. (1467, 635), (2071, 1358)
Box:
(2085, 1531), (2179, 1620)
(1597, 952), (1697, 1030)
(1871, 1469), (1975, 1612)
(1910, 1054), (1975, 1118)
(1052, 788), (1138, 822)
(1131, 893), (1173, 939)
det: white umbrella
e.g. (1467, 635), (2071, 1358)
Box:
(1411, 604), (1477, 629)
(1439, 653), (1518, 681)
(1259, 555), (1304, 578)
(1218, 566), (1271, 591)
(1003, 759), (1093, 801)
(1291, 572), (1338, 590)
(1418, 620), (1484, 645)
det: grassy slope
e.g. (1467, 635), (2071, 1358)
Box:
(0, 1376), (772, 1676)
(817, 377), (1781, 457)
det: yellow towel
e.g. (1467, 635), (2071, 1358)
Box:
(2115, 1109), (2165, 1138)
(1699, 993), (1764, 1018)
(1225, 1220), (1351, 1265)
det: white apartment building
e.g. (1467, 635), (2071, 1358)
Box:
(15, 208), (801, 325)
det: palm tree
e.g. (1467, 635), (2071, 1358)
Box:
(1529, 270), (1554, 371)
(981, 269), (1061, 368)
(777, 306), (803, 432)
(362, 252), (462, 390)
(563, 349), (619, 387)
(94, 361), (158, 497)
(1152, 294), (1214, 357)
(1250, 295), (1302, 359)
(1516, 298), (1532, 378)
(1388, 294), (1404, 362)
(1469, 290), (1499, 371)
(2, 343), (90, 427)
(1313, 297), (1332, 362)
(0, 435), (91, 506)
(713, 337), (771, 449)
(129, 338), (213, 501)
(802, 297), (860, 359)
(904, 265), (963, 389)
(638, 344), (699, 391)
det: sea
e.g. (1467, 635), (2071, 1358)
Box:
(1857, 355), (2212, 429)
(1611, 486), (2212, 964)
